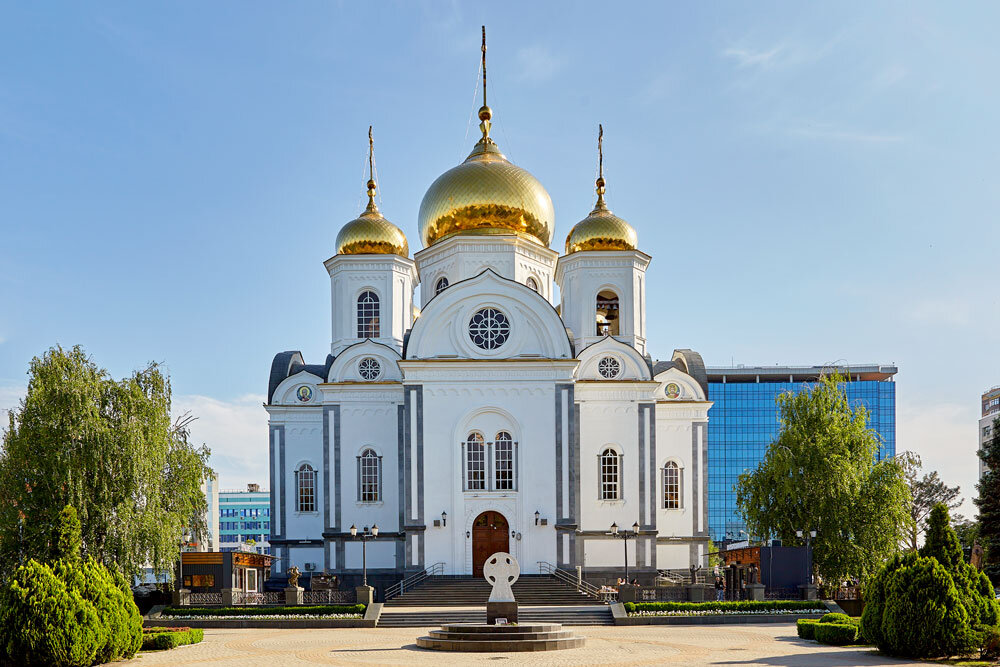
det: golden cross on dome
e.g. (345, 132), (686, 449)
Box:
(595, 124), (607, 209)
(478, 26), (493, 142)
(366, 125), (378, 212)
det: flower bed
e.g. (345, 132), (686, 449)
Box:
(141, 627), (204, 651)
(625, 600), (827, 616)
(161, 604), (365, 619)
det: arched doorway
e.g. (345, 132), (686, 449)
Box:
(472, 511), (509, 577)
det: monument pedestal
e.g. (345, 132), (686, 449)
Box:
(487, 601), (517, 625)
(356, 585), (374, 606)
(172, 588), (191, 606)
(285, 586), (303, 606)
(747, 583), (765, 601)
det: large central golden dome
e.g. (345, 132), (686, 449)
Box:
(418, 109), (554, 248)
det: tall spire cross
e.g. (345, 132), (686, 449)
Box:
(366, 125), (378, 212)
(595, 124), (607, 209)
(478, 25), (493, 142)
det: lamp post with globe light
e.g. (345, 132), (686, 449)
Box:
(350, 524), (378, 587)
(608, 521), (641, 585)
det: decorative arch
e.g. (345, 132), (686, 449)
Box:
(327, 340), (402, 383)
(577, 336), (651, 381)
(405, 269), (572, 360)
(595, 286), (621, 336)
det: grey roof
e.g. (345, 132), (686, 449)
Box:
(267, 352), (335, 404)
(268, 351), (304, 404)
(705, 363), (897, 383)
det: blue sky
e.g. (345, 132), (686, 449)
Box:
(1, 2), (997, 511)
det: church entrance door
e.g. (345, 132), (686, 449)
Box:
(472, 511), (509, 577)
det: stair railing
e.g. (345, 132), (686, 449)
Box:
(384, 562), (444, 601)
(536, 561), (604, 601)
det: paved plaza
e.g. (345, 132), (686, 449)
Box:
(132, 624), (925, 666)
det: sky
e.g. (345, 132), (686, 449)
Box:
(1, 2), (997, 514)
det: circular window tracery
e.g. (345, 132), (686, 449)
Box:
(469, 307), (511, 350)
(597, 356), (622, 379)
(358, 357), (382, 381)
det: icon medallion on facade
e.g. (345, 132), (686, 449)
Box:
(296, 385), (314, 402)
(665, 383), (681, 399)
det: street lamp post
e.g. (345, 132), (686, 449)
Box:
(795, 529), (817, 586)
(608, 521), (641, 584)
(350, 524), (379, 587)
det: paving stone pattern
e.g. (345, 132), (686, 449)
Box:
(132, 624), (927, 666)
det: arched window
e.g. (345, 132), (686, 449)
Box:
(464, 433), (486, 491)
(494, 431), (515, 490)
(357, 291), (380, 338)
(295, 464), (316, 513)
(435, 276), (449, 295)
(525, 276), (539, 293)
(599, 448), (621, 500)
(358, 448), (382, 502)
(596, 290), (620, 336)
(663, 461), (681, 509)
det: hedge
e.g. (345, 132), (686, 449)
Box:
(814, 622), (858, 646)
(819, 612), (853, 625)
(161, 604), (366, 617)
(624, 600), (826, 614)
(141, 628), (204, 651)
(796, 619), (819, 640)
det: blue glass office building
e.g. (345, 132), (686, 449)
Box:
(706, 365), (896, 542)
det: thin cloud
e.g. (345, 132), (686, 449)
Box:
(722, 46), (782, 69)
(516, 45), (566, 84)
(172, 393), (269, 490)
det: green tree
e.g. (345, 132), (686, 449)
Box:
(54, 505), (82, 565)
(735, 374), (912, 585)
(0, 345), (213, 579)
(899, 451), (963, 551)
(976, 416), (1000, 584)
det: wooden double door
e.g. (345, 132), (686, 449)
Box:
(472, 511), (509, 577)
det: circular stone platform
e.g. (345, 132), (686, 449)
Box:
(416, 622), (585, 652)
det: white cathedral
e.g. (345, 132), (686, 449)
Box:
(265, 40), (712, 585)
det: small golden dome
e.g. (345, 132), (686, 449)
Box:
(336, 202), (409, 257)
(564, 124), (637, 255)
(418, 137), (554, 248)
(335, 126), (409, 257)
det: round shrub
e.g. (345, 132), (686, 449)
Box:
(861, 552), (974, 658)
(796, 619), (818, 640)
(0, 559), (101, 667)
(814, 622), (858, 646)
(819, 612), (852, 624)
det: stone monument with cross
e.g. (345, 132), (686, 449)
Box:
(483, 551), (519, 625)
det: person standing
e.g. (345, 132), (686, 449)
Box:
(715, 576), (725, 601)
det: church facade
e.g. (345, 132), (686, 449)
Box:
(265, 47), (712, 584)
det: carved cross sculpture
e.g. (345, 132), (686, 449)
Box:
(972, 541), (985, 570)
(287, 566), (301, 589)
(483, 552), (519, 602)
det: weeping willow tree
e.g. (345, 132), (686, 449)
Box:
(0, 345), (213, 579)
(735, 374), (912, 586)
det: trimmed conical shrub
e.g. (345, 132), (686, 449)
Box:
(0, 559), (101, 667)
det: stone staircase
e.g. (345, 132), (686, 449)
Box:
(380, 575), (613, 627)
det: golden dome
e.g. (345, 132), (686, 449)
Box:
(336, 126), (409, 257)
(418, 132), (554, 248)
(564, 124), (637, 254)
(336, 201), (409, 257)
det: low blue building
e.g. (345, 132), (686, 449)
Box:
(706, 364), (897, 542)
